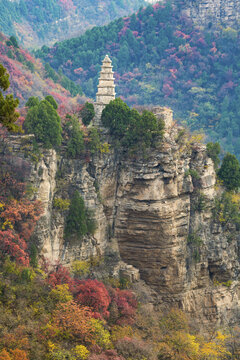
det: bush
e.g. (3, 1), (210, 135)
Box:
(115, 337), (152, 360)
(74, 279), (111, 319)
(53, 198), (70, 211)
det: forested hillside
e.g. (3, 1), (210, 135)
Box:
(0, 32), (85, 113)
(36, 2), (240, 156)
(0, 0), (146, 48)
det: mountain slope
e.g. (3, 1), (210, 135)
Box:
(0, 32), (84, 111)
(0, 0), (147, 48)
(36, 2), (240, 156)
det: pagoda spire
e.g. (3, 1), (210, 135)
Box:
(94, 55), (116, 125)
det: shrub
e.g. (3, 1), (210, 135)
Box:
(193, 191), (207, 212)
(53, 198), (70, 211)
(48, 300), (94, 344)
(115, 337), (152, 360)
(184, 169), (200, 180)
(71, 260), (91, 278)
(74, 345), (89, 360)
(74, 279), (111, 319)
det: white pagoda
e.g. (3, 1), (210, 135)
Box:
(94, 55), (116, 125)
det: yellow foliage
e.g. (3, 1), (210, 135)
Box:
(71, 260), (90, 277)
(74, 345), (89, 360)
(0, 202), (5, 211)
(231, 193), (240, 204)
(49, 284), (73, 304)
(2, 219), (13, 230)
(99, 142), (110, 154)
(111, 325), (134, 341)
(90, 318), (112, 349)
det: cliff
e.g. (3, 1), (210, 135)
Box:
(182, 0), (240, 27)
(2, 109), (240, 332)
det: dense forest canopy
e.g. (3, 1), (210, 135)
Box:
(36, 2), (240, 157)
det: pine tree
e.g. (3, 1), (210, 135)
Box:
(0, 63), (20, 132)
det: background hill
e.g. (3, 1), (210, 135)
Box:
(36, 2), (240, 156)
(0, 0), (147, 48)
(0, 32), (85, 114)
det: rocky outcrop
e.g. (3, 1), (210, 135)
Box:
(2, 111), (240, 331)
(182, 0), (240, 27)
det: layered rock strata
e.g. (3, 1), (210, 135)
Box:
(2, 109), (240, 331)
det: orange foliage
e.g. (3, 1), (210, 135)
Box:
(0, 350), (11, 360)
(49, 300), (95, 344)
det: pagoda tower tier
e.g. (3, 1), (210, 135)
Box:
(96, 55), (116, 105)
(94, 55), (116, 125)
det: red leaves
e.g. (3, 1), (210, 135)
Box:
(0, 230), (29, 266)
(74, 279), (111, 319)
(0, 198), (43, 240)
(47, 264), (73, 288)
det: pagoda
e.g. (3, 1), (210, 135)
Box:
(94, 55), (116, 125)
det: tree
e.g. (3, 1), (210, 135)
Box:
(80, 102), (95, 126)
(74, 279), (111, 318)
(64, 191), (88, 239)
(45, 95), (58, 110)
(25, 96), (39, 108)
(101, 98), (132, 139)
(66, 116), (84, 157)
(24, 98), (62, 148)
(218, 153), (240, 191)
(206, 142), (221, 170)
(0, 63), (20, 132)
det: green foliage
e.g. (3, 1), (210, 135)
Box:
(24, 97), (62, 149)
(212, 192), (240, 229)
(45, 95), (58, 109)
(66, 116), (85, 158)
(26, 96), (39, 108)
(53, 198), (70, 211)
(9, 35), (19, 48)
(187, 232), (202, 246)
(64, 191), (96, 239)
(218, 153), (240, 191)
(184, 168), (200, 180)
(80, 102), (95, 126)
(193, 191), (207, 212)
(101, 98), (164, 153)
(0, 63), (20, 132)
(29, 243), (38, 268)
(206, 142), (221, 170)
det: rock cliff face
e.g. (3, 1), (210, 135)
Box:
(2, 110), (240, 331)
(182, 0), (240, 27)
